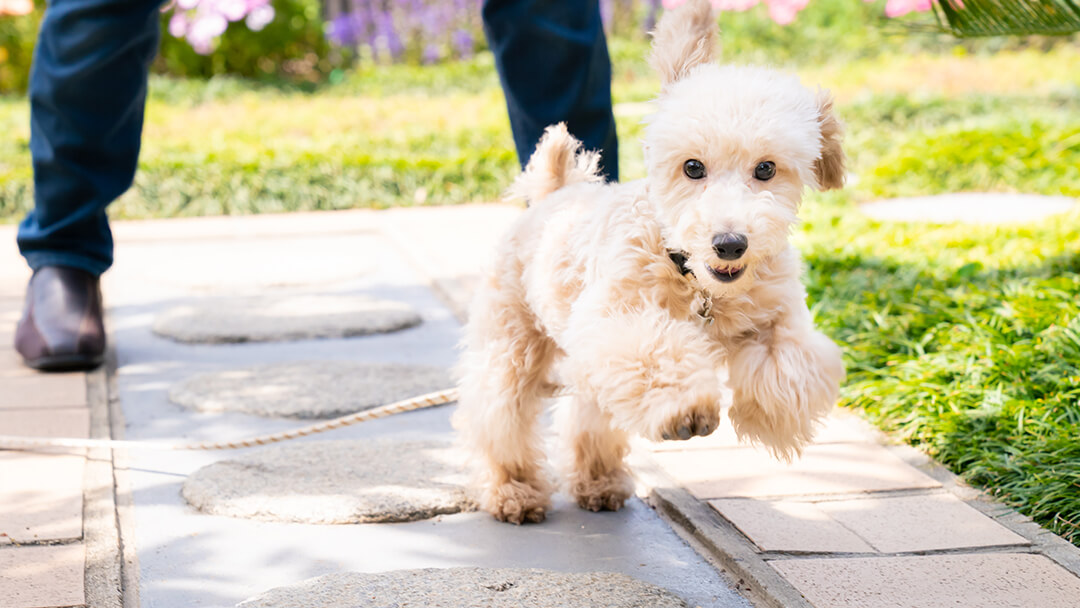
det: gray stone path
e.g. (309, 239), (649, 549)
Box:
(238, 568), (691, 608)
(169, 361), (451, 418)
(102, 214), (752, 608)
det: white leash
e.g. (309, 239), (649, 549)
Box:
(0, 387), (461, 452)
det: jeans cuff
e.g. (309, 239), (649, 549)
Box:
(21, 251), (110, 277)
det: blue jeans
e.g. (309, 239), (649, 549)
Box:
(17, 0), (163, 276)
(483, 0), (618, 180)
(18, 0), (618, 276)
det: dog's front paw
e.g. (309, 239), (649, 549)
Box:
(483, 479), (550, 525)
(654, 397), (721, 441)
(571, 467), (634, 512)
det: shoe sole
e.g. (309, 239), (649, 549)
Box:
(22, 353), (105, 372)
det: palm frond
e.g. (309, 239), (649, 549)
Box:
(933, 0), (1080, 37)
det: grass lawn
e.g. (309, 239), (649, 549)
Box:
(0, 27), (1078, 544)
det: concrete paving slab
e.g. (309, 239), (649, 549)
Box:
(817, 492), (1029, 553)
(182, 439), (473, 523)
(379, 203), (521, 320)
(0, 544), (85, 608)
(118, 234), (378, 293)
(168, 361), (451, 418)
(710, 499), (875, 554)
(0, 451), (84, 543)
(771, 553), (1080, 608)
(152, 294), (422, 344)
(859, 193), (1076, 225)
(0, 407), (89, 438)
(652, 442), (941, 499)
(0, 373), (87, 409)
(106, 227), (750, 608)
(238, 568), (691, 608)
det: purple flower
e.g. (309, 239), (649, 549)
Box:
(423, 43), (441, 64)
(452, 29), (473, 57)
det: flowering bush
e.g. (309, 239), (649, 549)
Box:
(166, 0), (277, 54)
(663, 0), (931, 25)
(326, 0), (483, 63)
(155, 0), (332, 81)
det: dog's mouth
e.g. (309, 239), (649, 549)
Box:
(707, 264), (745, 283)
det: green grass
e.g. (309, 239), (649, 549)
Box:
(0, 19), (1079, 545)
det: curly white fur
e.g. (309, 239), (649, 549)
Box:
(453, 0), (847, 524)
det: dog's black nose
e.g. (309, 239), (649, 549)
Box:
(712, 232), (748, 260)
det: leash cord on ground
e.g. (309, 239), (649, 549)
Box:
(0, 385), (574, 452)
(0, 387), (461, 452)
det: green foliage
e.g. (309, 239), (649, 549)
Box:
(0, 2), (40, 94)
(798, 202), (1080, 544)
(154, 0), (336, 83)
(935, 0), (1080, 37)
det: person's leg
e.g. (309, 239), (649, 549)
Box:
(14, 0), (162, 371)
(483, 0), (619, 181)
(18, 0), (164, 275)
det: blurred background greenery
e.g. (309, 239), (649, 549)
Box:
(1, 0), (1079, 546)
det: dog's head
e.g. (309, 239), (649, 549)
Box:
(644, 0), (845, 296)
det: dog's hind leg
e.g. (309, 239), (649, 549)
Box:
(453, 277), (558, 524)
(556, 395), (634, 512)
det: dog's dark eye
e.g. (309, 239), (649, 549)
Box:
(683, 159), (706, 180)
(754, 161), (776, 181)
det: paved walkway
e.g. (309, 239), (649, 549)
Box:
(2, 205), (1080, 607)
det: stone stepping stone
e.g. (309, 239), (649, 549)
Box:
(859, 193), (1075, 225)
(182, 439), (472, 524)
(236, 568), (690, 608)
(153, 294), (421, 344)
(169, 361), (451, 419)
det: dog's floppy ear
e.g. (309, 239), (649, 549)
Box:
(814, 91), (846, 190)
(649, 0), (717, 90)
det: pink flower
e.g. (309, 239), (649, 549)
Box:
(662, 0), (812, 25)
(0, 0), (33, 16)
(884, 0), (933, 17)
(765, 0), (809, 24)
(215, 0), (248, 22)
(245, 4), (274, 31)
(168, 13), (189, 37)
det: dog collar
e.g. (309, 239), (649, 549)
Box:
(667, 249), (713, 325)
(668, 250), (693, 277)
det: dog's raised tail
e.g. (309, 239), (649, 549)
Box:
(509, 123), (603, 205)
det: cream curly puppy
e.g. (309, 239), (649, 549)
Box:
(453, 0), (846, 524)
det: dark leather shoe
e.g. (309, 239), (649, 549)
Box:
(15, 266), (105, 371)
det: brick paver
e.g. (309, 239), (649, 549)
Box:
(710, 492), (1029, 555)
(651, 441), (941, 499)
(0, 544), (85, 608)
(817, 492), (1029, 553)
(0, 451), (85, 543)
(0, 374), (88, 409)
(0, 225), (88, 608)
(710, 498), (875, 553)
(772, 553), (1080, 608)
(0, 408), (89, 440)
